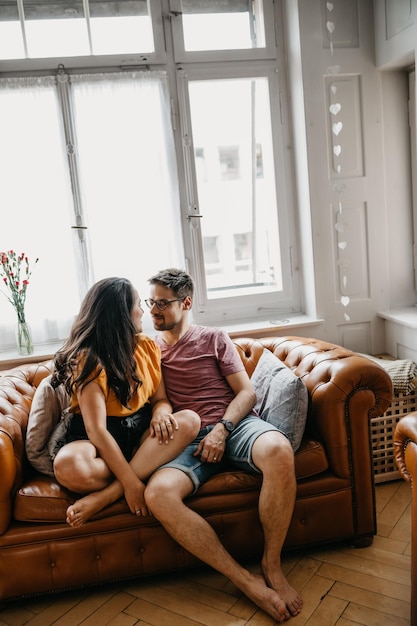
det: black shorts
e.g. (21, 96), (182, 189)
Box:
(65, 403), (152, 460)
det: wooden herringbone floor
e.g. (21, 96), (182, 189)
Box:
(0, 480), (411, 625)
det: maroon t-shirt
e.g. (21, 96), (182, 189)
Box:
(155, 325), (244, 428)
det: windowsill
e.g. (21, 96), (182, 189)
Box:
(0, 314), (324, 370)
(378, 306), (417, 330)
(222, 313), (324, 338)
(0, 341), (63, 371)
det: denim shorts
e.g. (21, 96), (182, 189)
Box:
(158, 414), (280, 493)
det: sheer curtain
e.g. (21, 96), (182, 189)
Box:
(70, 70), (184, 333)
(0, 76), (79, 351)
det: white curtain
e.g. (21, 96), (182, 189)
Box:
(0, 76), (78, 350)
(0, 71), (184, 352)
(70, 70), (184, 333)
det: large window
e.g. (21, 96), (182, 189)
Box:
(179, 71), (285, 320)
(0, 0), (301, 351)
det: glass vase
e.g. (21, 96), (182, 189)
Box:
(16, 320), (34, 355)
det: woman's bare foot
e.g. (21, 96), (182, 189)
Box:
(262, 563), (303, 617)
(66, 492), (108, 527)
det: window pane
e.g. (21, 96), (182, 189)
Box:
(89, 0), (153, 55)
(23, 0), (90, 58)
(0, 1), (25, 59)
(179, 0), (266, 52)
(188, 77), (282, 299)
(1, 1), (154, 61)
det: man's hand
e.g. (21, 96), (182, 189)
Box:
(194, 423), (228, 463)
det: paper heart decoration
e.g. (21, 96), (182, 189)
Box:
(331, 85), (337, 94)
(333, 183), (346, 193)
(341, 296), (350, 307)
(344, 312), (351, 321)
(332, 122), (343, 136)
(327, 21), (335, 34)
(333, 145), (342, 156)
(335, 223), (344, 233)
(329, 103), (341, 115)
(327, 2), (334, 10)
(328, 65), (340, 75)
(338, 241), (347, 250)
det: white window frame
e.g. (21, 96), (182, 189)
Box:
(176, 61), (301, 324)
(168, 0), (277, 63)
(0, 0), (167, 73)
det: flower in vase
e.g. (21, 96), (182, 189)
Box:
(0, 250), (39, 324)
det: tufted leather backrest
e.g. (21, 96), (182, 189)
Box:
(0, 361), (52, 533)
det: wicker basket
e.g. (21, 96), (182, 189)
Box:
(371, 389), (417, 483)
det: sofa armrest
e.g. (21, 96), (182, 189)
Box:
(0, 362), (52, 534)
(234, 336), (393, 478)
(394, 414), (417, 484)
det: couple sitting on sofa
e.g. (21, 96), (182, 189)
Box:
(27, 268), (308, 622)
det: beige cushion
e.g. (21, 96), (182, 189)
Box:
(25, 375), (69, 477)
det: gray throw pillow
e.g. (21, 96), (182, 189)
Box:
(250, 349), (308, 452)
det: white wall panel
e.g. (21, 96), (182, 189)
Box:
(333, 203), (369, 299)
(325, 75), (364, 179)
(321, 0), (359, 49)
(297, 0), (390, 352)
(385, 0), (414, 39)
(337, 322), (372, 354)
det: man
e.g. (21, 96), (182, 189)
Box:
(144, 268), (302, 623)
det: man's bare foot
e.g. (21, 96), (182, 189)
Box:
(262, 564), (303, 617)
(66, 492), (107, 527)
(240, 573), (293, 622)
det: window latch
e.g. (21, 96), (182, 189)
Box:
(187, 206), (203, 220)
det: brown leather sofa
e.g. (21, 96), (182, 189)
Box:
(394, 414), (417, 624)
(0, 335), (393, 602)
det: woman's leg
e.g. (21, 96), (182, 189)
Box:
(54, 440), (113, 493)
(64, 409), (200, 527)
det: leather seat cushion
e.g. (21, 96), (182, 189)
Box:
(14, 438), (328, 523)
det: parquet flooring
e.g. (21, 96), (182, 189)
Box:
(0, 480), (411, 625)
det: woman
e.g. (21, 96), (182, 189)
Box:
(51, 277), (200, 528)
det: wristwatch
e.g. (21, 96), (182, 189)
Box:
(220, 419), (235, 434)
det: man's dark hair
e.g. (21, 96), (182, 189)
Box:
(148, 268), (194, 299)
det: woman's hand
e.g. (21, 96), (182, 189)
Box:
(124, 475), (150, 517)
(150, 411), (179, 444)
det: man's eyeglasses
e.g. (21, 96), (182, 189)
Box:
(145, 298), (185, 311)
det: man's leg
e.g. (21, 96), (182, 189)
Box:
(145, 466), (293, 623)
(60, 409), (200, 527)
(251, 431), (302, 617)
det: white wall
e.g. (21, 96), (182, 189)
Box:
(291, 0), (416, 354)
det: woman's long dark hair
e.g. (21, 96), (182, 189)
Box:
(51, 277), (141, 408)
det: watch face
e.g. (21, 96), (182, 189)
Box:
(222, 419), (234, 431)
